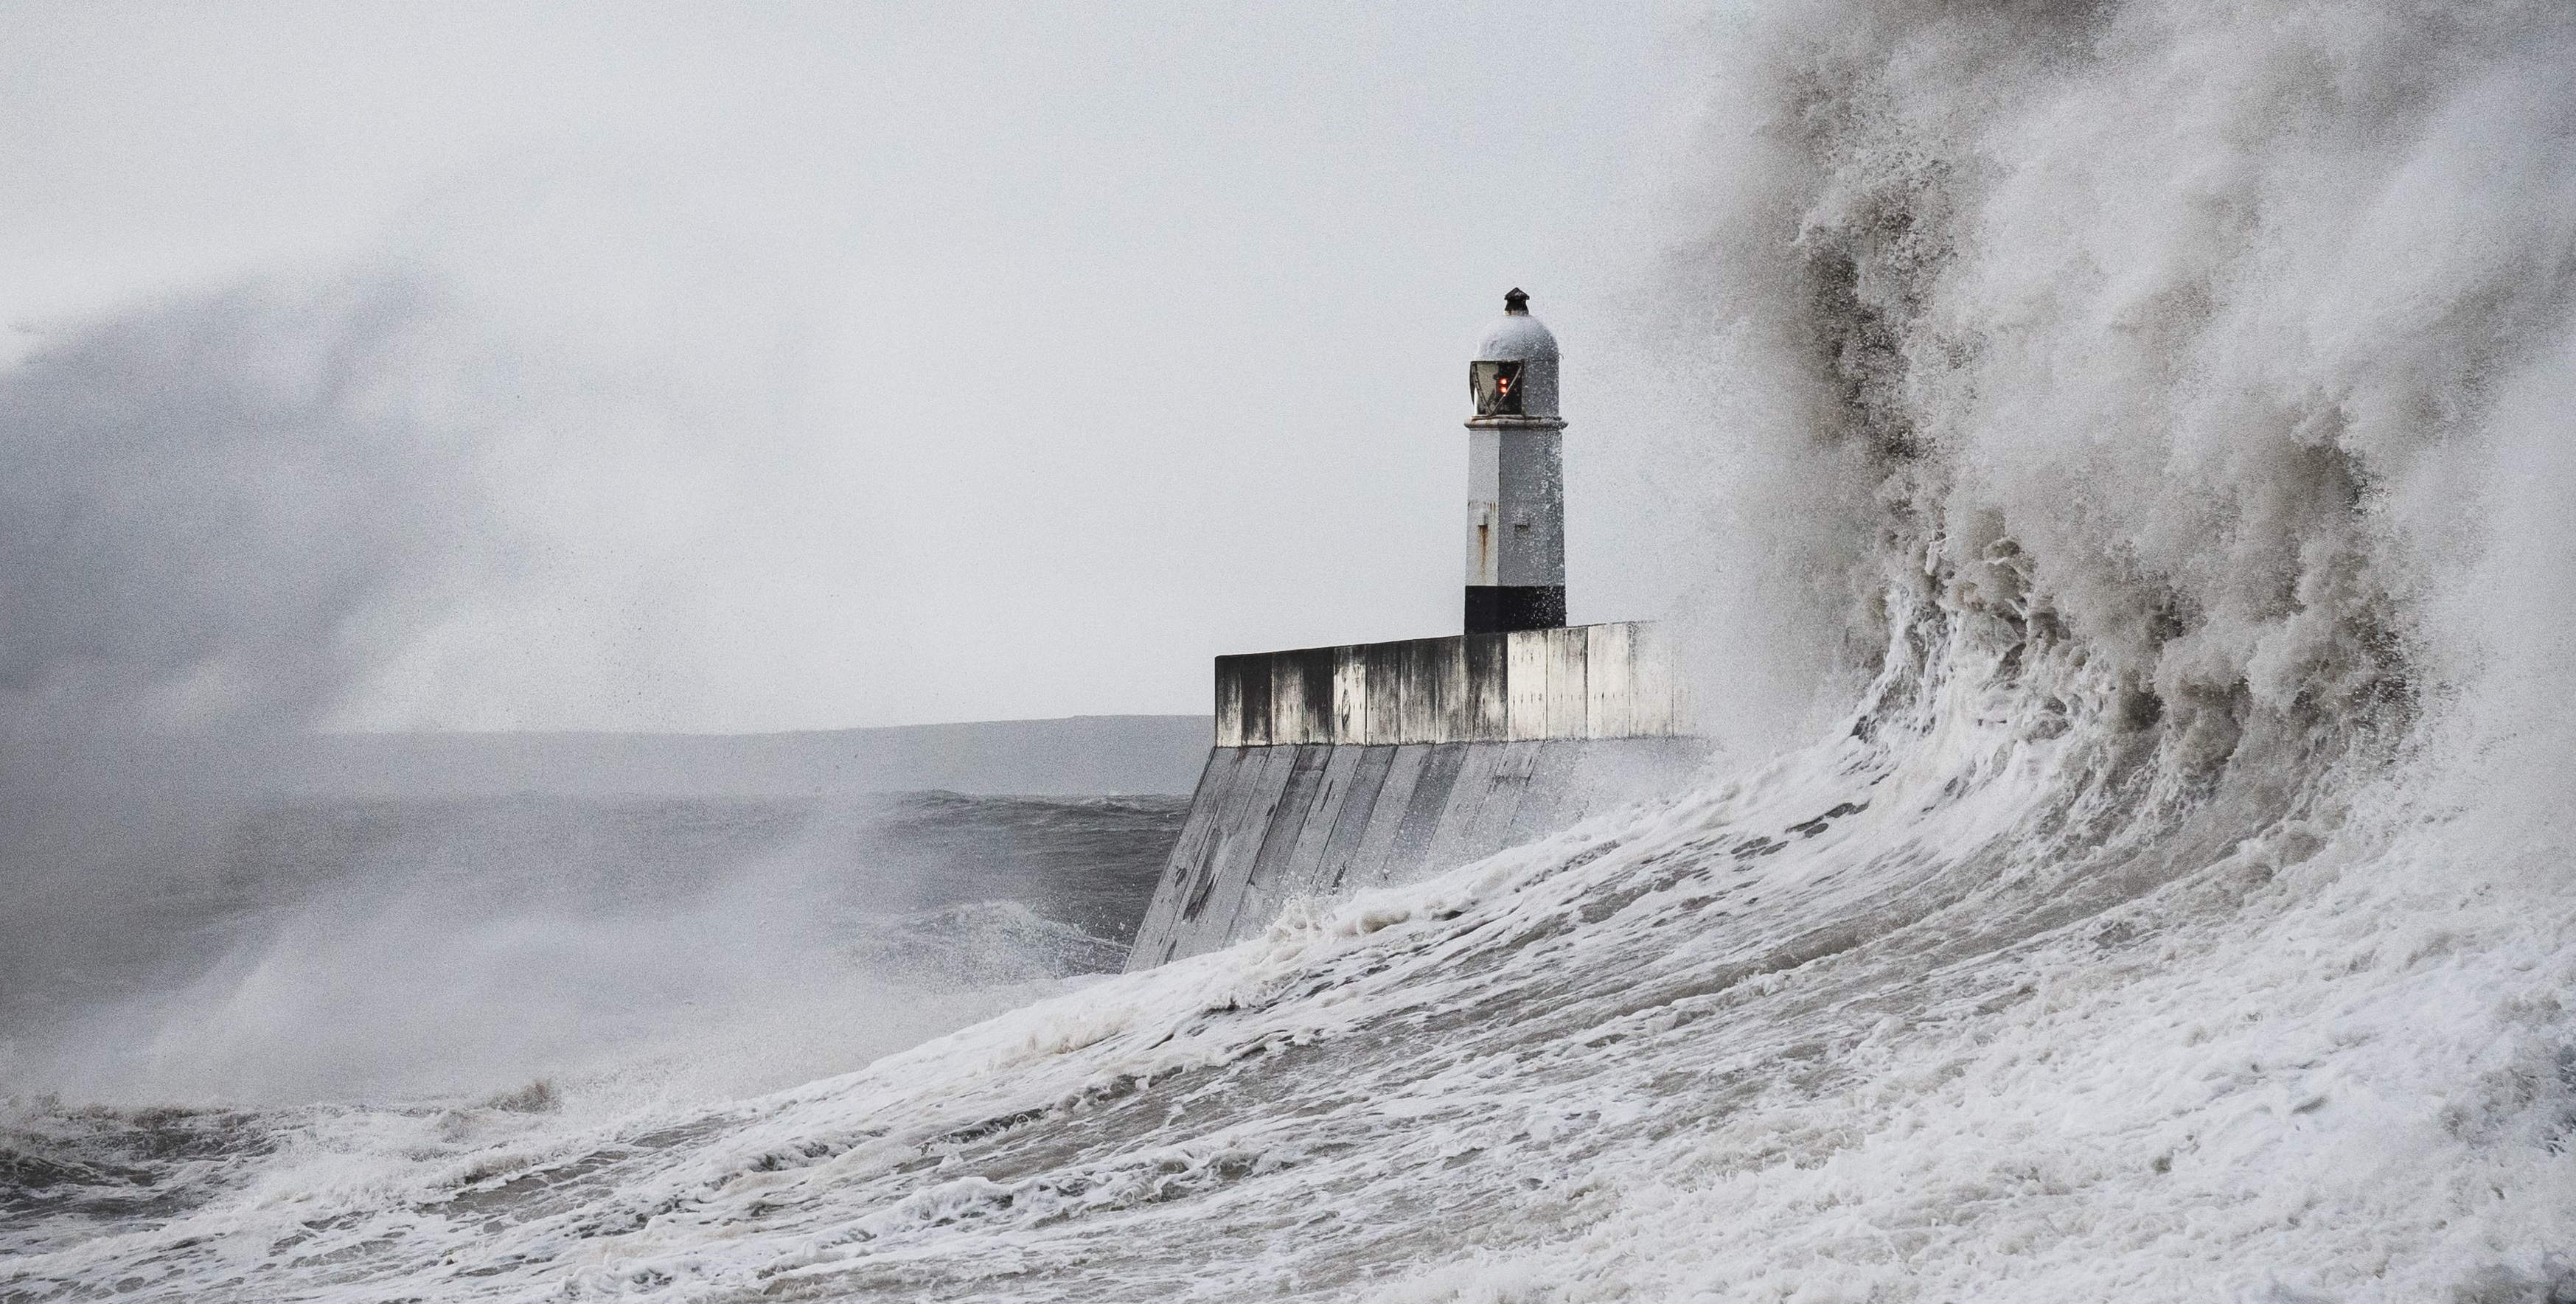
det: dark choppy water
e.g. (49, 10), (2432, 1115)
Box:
(0, 791), (1187, 1109)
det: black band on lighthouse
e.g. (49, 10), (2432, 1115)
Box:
(1464, 585), (1566, 635)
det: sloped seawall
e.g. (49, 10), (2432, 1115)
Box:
(1127, 623), (1700, 969)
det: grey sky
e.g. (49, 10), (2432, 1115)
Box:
(2, 2), (1719, 731)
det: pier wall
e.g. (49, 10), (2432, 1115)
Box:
(1127, 623), (1699, 969)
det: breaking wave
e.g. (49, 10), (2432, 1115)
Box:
(10, 0), (2576, 1298)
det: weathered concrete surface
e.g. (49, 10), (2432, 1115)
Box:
(1124, 735), (1702, 969)
(1215, 622), (1682, 747)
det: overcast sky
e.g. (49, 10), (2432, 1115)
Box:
(2, 2), (1724, 732)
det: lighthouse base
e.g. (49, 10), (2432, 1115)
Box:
(1124, 621), (1700, 969)
(1463, 585), (1565, 634)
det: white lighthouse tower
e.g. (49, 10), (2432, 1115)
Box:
(1127, 284), (1691, 969)
(1464, 287), (1567, 633)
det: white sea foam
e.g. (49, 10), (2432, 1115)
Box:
(10, 0), (2576, 1298)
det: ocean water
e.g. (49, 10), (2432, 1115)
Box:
(0, 789), (1186, 1118)
(13, 0), (2576, 1297)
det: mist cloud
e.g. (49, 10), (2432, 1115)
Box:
(0, 275), (482, 756)
(0, 271), (501, 1040)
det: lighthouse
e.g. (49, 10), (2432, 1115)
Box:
(1463, 287), (1567, 634)
(1128, 284), (1691, 969)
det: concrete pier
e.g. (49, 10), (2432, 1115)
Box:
(1126, 621), (1697, 968)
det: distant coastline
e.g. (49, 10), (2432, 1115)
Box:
(240, 716), (1211, 800)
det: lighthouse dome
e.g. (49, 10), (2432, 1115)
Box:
(1467, 287), (1562, 422)
(1473, 287), (1559, 362)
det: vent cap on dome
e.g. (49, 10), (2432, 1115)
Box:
(1474, 287), (1559, 362)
